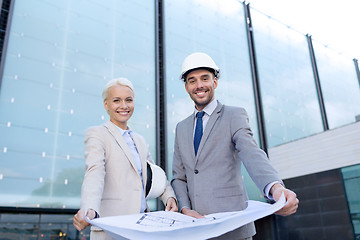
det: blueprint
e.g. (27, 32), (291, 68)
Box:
(86, 193), (286, 240)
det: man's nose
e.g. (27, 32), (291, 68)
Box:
(196, 80), (204, 88)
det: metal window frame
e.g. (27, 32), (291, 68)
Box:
(0, 0), (14, 89)
(0, 206), (77, 214)
(243, 2), (268, 152)
(155, 0), (167, 210)
(306, 34), (329, 131)
(354, 58), (360, 88)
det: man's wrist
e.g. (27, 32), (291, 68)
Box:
(270, 183), (285, 196)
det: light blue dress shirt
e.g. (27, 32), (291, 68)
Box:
(115, 124), (147, 213)
(193, 98), (218, 136)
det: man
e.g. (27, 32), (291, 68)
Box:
(171, 52), (299, 240)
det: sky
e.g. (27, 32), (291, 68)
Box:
(247, 0), (360, 60)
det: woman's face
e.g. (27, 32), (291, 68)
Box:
(104, 84), (134, 130)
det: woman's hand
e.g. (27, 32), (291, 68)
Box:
(73, 209), (96, 231)
(165, 197), (178, 212)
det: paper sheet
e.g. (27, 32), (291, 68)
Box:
(86, 193), (286, 240)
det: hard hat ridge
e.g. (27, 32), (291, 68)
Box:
(180, 52), (220, 81)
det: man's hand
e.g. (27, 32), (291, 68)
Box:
(165, 197), (178, 212)
(73, 209), (96, 231)
(181, 207), (204, 219)
(270, 183), (299, 216)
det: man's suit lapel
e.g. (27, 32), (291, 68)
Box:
(104, 121), (139, 175)
(185, 113), (196, 160)
(195, 102), (223, 162)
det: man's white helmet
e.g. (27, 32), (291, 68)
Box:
(180, 52), (220, 81)
(145, 161), (167, 200)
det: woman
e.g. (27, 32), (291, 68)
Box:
(73, 78), (178, 239)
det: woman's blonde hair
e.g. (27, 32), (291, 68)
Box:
(102, 77), (135, 100)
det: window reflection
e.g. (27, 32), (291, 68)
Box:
(312, 41), (360, 129)
(250, 8), (323, 147)
(164, 0), (262, 200)
(0, 0), (156, 209)
(342, 164), (360, 239)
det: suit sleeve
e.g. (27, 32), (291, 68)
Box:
(171, 123), (191, 211)
(159, 178), (177, 206)
(230, 108), (283, 195)
(80, 126), (106, 213)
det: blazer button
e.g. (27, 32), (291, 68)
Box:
(194, 169), (199, 174)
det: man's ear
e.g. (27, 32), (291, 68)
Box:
(213, 77), (218, 89)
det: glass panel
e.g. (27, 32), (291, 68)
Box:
(164, 0), (263, 200)
(312, 41), (360, 129)
(0, 213), (89, 239)
(341, 164), (360, 239)
(250, 8), (324, 147)
(0, 0), (156, 209)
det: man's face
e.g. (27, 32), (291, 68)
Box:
(185, 69), (218, 111)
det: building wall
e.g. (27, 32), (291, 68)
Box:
(268, 122), (360, 239)
(0, 0), (157, 210)
(268, 121), (360, 179)
(275, 169), (354, 240)
(0, 0), (359, 239)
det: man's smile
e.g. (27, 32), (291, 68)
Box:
(194, 90), (208, 97)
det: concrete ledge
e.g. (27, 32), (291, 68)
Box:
(268, 121), (360, 179)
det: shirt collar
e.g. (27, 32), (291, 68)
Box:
(110, 121), (131, 136)
(194, 98), (217, 116)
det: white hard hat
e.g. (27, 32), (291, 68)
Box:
(145, 161), (167, 200)
(180, 52), (220, 80)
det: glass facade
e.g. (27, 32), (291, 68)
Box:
(250, 8), (324, 148)
(0, 0), (156, 209)
(0, 0), (359, 239)
(312, 41), (360, 129)
(342, 164), (360, 239)
(0, 212), (86, 239)
(164, 0), (262, 200)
